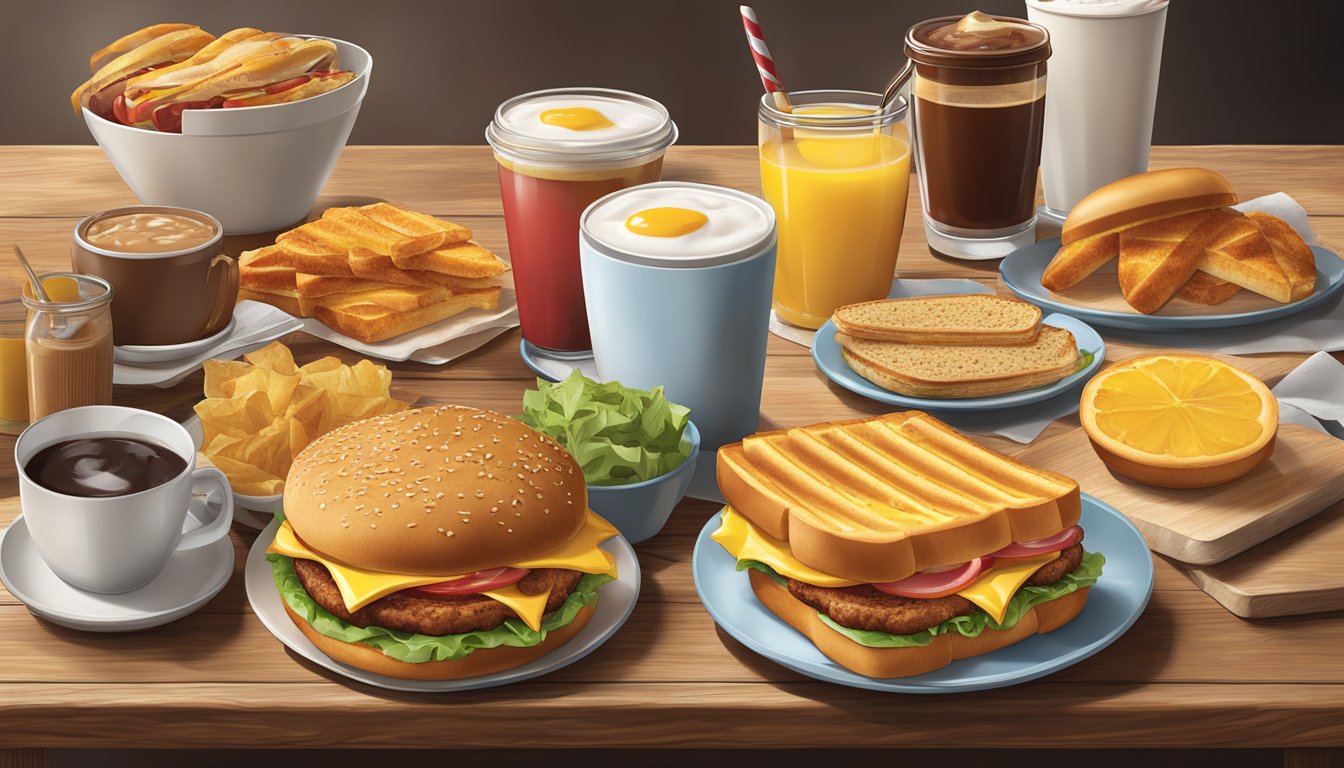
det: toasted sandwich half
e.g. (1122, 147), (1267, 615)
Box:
(713, 412), (1103, 679)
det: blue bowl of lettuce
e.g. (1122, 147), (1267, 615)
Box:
(585, 420), (699, 544)
(520, 371), (701, 544)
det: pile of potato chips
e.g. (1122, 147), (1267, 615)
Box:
(194, 342), (409, 496)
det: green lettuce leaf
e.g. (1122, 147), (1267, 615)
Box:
(269, 553), (613, 663)
(740, 551), (1104, 649)
(1075, 349), (1097, 373)
(518, 370), (692, 486)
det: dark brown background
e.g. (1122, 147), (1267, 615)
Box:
(5, 0), (1341, 146)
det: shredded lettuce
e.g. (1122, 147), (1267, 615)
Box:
(739, 551), (1104, 649)
(518, 370), (692, 486)
(269, 553), (612, 663)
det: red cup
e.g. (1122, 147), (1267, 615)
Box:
(486, 88), (677, 352)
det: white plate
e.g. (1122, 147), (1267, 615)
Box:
(114, 317), (237, 365)
(0, 505), (233, 633)
(245, 516), (641, 692)
(183, 414), (284, 522)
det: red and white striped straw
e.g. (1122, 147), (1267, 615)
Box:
(740, 5), (793, 112)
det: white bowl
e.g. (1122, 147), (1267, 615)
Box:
(82, 37), (372, 234)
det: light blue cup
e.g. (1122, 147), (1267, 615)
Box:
(586, 420), (700, 544)
(578, 181), (777, 452)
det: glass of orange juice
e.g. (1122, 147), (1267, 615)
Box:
(759, 90), (912, 329)
(0, 298), (28, 435)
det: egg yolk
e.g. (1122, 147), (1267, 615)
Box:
(539, 107), (614, 131)
(625, 207), (709, 238)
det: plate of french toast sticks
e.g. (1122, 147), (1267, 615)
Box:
(239, 202), (512, 348)
(694, 412), (1153, 692)
(812, 294), (1104, 410)
(1000, 168), (1344, 330)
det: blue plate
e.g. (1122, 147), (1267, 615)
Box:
(692, 494), (1153, 693)
(812, 312), (1104, 412)
(1001, 239), (1344, 331)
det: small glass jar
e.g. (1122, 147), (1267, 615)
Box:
(0, 298), (28, 434)
(22, 273), (115, 422)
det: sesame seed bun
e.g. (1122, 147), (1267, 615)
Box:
(283, 404), (588, 574)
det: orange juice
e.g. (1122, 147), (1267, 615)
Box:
(759, 99), (912, 329)
(0, 301), (27, 432)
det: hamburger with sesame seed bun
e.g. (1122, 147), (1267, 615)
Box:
(265, 404), (621, 680)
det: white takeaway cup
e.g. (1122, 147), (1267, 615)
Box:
(1027, 0), (1169, 223)
(15, 406), (233, 594)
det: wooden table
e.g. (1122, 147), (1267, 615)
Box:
(0, 145), (1341, 768)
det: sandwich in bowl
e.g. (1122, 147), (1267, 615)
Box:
(713, 412), (1103, 679)
(266, 404), (620, 680)
(72, 25), (356, 132)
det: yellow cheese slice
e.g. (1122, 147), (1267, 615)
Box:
(478, 583), (552, 632)
(714, 507), (1061, 623)
(267, 509), (620, 614)
(712, 507), (860, 588)
(954, 552), (1059, 624)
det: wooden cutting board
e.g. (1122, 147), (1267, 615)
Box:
(1016, 424), (1344, 565)
(1173, 499), (1344, 618)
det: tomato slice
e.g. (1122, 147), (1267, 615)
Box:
(872, 557), (993, 599)
(992, 526), (1082, 560)
(264, 75), (313, 95)
(404, 567), (529, 597)
(112, 95), (131, 125)
(149, 98), (223, 133)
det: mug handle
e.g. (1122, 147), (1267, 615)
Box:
(201, 253), (240, 338)
(177, 466), (235, 551)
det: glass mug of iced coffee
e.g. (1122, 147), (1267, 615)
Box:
(905, 12), (1051, 261)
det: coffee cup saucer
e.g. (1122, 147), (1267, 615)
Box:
(0, 504), (234, 633)
(114, 316), (237, 365)
(519, 339), (599, 383)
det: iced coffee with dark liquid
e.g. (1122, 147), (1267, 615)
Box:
(906, 11), (1051, 260)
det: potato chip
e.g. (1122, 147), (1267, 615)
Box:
(208, 454), (285, 497)
(196, 342), (408, 498)
(245, 341), (298, 375)
(202, 359), (255, 399)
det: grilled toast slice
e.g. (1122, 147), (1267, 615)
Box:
(297, 283), (457, 317)
(310, 287), (501, 343)
(836, 325), (1080, 398)
(348, 248), (507, 287)
(1177, 270), (1240, 305)
(238, 286), (303, 317)
(389, 242), (510, 279)
(716, 411), (1081, 583)
(239, 245), (298, 292)
(294, 271), (500, 299)
(1118, 208), (1232, 313)
(831, 294), (1041, 345)
(1246, 211), (1316, 301)
(1198, 209), (1290, 303)
(356, 202), (472, 247)
(1041, 232), (1120, 291)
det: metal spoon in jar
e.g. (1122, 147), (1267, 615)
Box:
(13, 245), (75, 339)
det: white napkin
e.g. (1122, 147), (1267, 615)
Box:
(113, 301), (304, 388)
(1273, 351), (1344, 440)
(292, 282), (520, 364)
(769, 278), (994, 348)
(1104, 193), (1344, 354)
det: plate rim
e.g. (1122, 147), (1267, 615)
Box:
(691, 492), (1155, 693)
(244, 515), (642, 692)
(1000, 239), (1344, 329)
(114, 316), (238, 361)
(0, 514), (234, 630)
(811, 312), (1105, 411)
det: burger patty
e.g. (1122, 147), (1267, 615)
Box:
(292, 559), (584, 636)
(787, 542), (1085, 636)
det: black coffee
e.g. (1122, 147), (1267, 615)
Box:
(25, 437), (187, 498)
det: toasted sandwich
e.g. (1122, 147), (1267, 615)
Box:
(712, 412), (1103, 679)
(73, 24), (355, 132)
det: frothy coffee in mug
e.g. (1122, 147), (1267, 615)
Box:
(83, 211), (217, 253)
(24, 437), (187, 497)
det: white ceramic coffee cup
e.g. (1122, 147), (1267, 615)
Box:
(15, 405), (234, 594)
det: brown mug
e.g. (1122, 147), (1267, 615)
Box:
(72, 206), (238, 347)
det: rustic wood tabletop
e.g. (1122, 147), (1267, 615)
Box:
(0, 145), (1341, 768)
